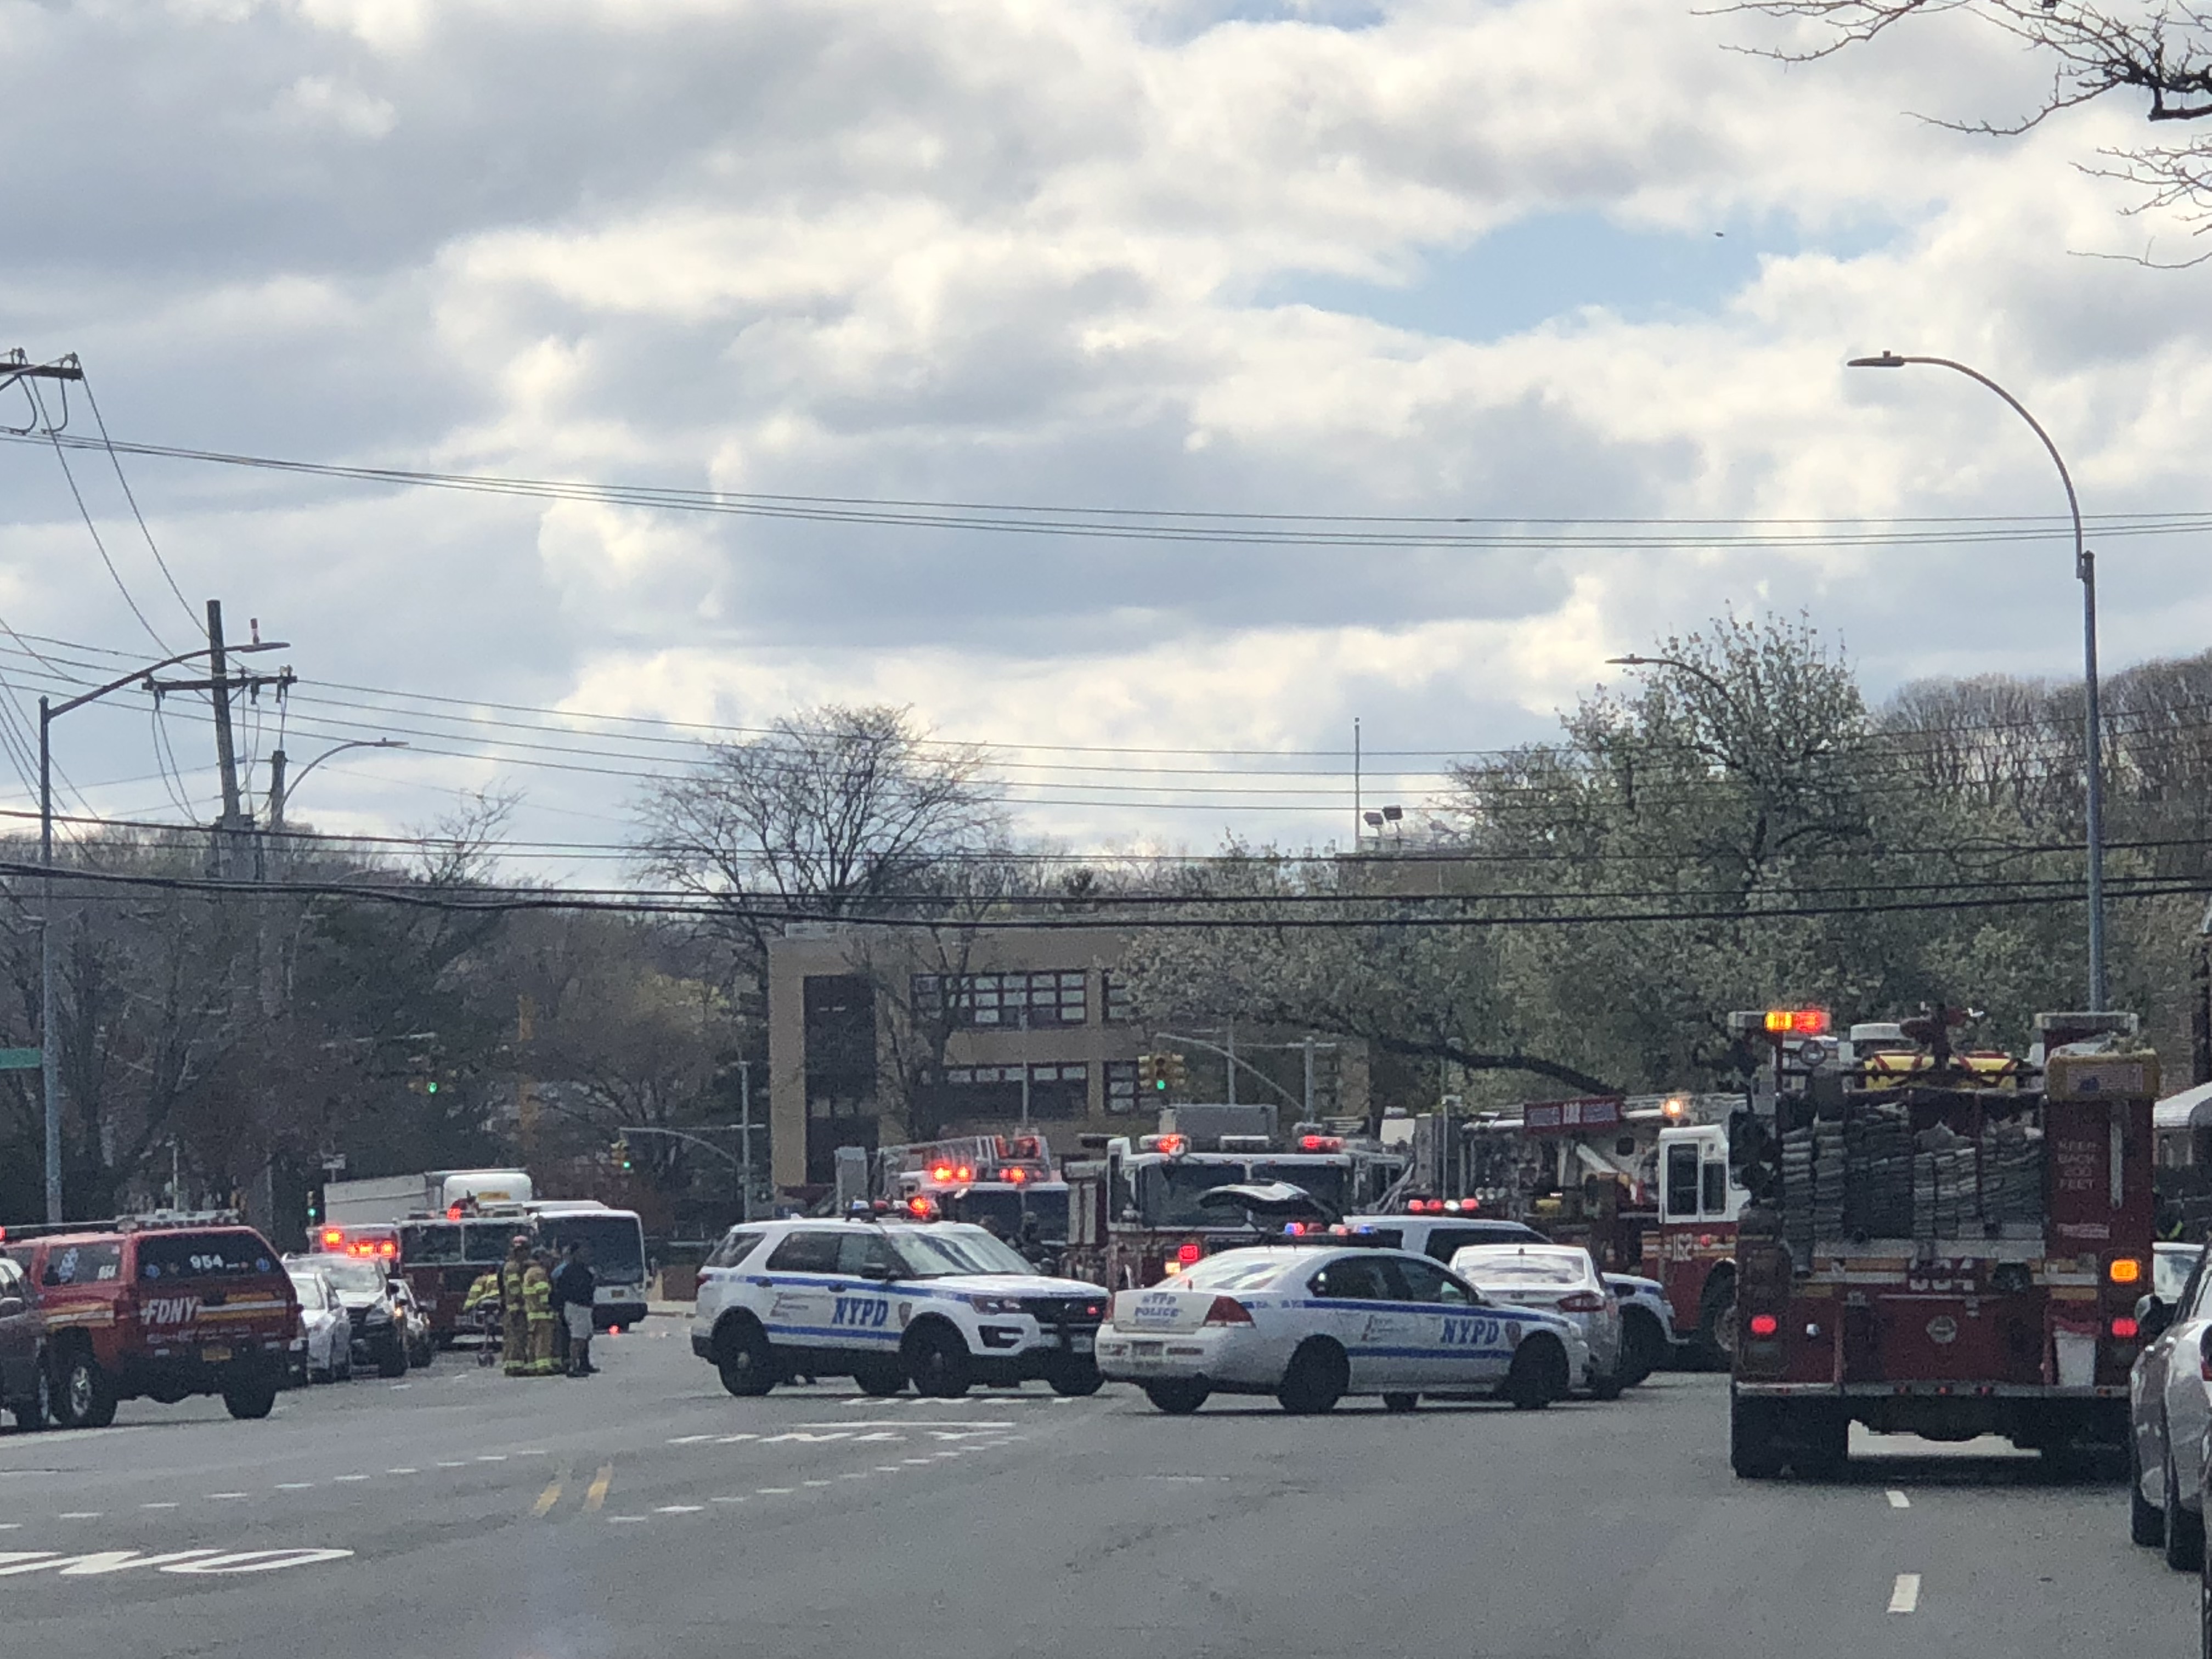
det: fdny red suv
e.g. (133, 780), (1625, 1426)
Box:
(4, 1221), (300, 1425)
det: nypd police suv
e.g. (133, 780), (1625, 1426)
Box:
(690, 1213), (1111, 1398)
(1094, 1242), (1589, 1414)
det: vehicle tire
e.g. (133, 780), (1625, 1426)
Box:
(2135, 1437), (2167, 1548)
(715, 1318), (777, 1397)
(1503, 1336), (1568, 1412)
(1277, 1339), (1348, 1415)
(223, 1379), (278, 1420)
(1621, 1310), (1667, 1387)
(1382, 1392), (1419, 1414)
(1588, 1358), (1627, 1402)
(1730, 1393), (1785, 1479)
(1144, 1380), (1210, 1415)
(2169, 1448), (2205, 1572)
(54, 1348), (116, 1430)
(904, 1323), (973, 1400)
(337, 1350), (353, 1383)
(853, 1362), (907, 1398)
(11, 1360), (51, 1431)
(376, 1336), (408, 1379)
(308, 1365), (331, 1385)
(1695, 1271), (1737, 1370)
(1048, 1363), (1104, 1398)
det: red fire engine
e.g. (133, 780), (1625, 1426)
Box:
(1728, 1007), (2155, 1477)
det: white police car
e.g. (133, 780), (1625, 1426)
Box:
(689, 1215), (1111, 1398)
(1094, 1243), (1588, 1415)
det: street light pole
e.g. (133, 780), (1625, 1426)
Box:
(1848, 351), (2106, 1009)
(36, 632), (290, 1222)
(267, 738), (407, 830)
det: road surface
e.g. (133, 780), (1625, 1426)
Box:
(0, 1324), (2190, 1658)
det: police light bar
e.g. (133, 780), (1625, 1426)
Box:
(1139, 1133), (1189, 1156)
(1297, 1134), (1344, 1152)
(1727, 1009), (1830, 1037)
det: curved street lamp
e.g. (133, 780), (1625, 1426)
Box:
(1847, 352), (2106, 1010)
(268, 738), (407, 830)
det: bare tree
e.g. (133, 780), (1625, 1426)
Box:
(1726, 0), (2212, 231)
(635, 704), (1008, 981)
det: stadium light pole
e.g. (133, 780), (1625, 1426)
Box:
(1847, 351), (2104, 1011)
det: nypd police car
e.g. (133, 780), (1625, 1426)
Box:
(1094, 1243), (1588, 1415)
(690, 1215), (1111, 1398)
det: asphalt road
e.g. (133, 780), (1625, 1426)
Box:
(0, 1323), (2193, 1659)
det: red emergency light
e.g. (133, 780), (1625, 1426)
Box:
(1763, 1009), (1831, 1036)
(1175, 1240), (1204, 1266)
(1005, 1166), (1029, 1184)
(1154, 1135), (1188, 1158)
(447, 1205), (464, 1221)
(2111, 1316), (2140, 1341)
(930, 1164), (955, 1182)
(1747, 1313), (1779, 1338)
(319, 1227), (345, 1250)
(1299, 1135), (1344, 1152)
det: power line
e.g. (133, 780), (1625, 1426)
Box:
(24, 382), (170, 652)
(75, 371), (202, 634)
(14, 428), (2212, 553)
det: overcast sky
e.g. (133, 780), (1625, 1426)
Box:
(2, 0), (2207, 872)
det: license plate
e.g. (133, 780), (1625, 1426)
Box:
(201, 1345), (233, 1364)
(1131, 1340), (1163, 1357)
(1071, 1333), (1095, 1355)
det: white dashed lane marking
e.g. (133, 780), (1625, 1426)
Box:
(55, 1513), (100, 1520)
(1888, 1574), (1921, 1614)
(1886, 1489), (1910, 1509)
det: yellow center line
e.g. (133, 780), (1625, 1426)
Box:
(582, 1463), (614, 1514)
(532, 1468), (569, 1519)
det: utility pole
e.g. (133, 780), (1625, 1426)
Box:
(7, 349), (85, 1224)
(2194, 899), (2212, 1087)
(738, 1063), (755, 1221)
(144, 602), (292, 871)
(1304, 1034), (1317, 1120)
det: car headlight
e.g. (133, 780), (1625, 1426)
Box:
(967, 1296), (1026, 1314)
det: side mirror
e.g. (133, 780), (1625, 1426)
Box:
(2136, 1295), (2174, 1341)
(0, 1295), (23, 1319)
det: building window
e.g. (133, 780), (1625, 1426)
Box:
(923, 1063), (1090, 1120)
(1105, 1060), (1141, 1116)
(1102, 973), (1136, 1025)
(912, 972), (1087, 1028)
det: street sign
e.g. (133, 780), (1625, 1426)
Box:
(0, 1047), (41, 1071)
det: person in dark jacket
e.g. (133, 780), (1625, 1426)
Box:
(553, 1242), (597, 1377)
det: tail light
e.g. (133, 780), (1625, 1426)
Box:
(1203, 1297), (1254, 1327)
(1175, 1241), (1203, 1267)
(2111, 1317), (2140, 1341)
(1748, 1313), (1780, 1338)
(1558, 1292), (1607, 1313)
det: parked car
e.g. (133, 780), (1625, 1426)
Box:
(0, 1252), (51, 1429)
(1451, 1242), (1628, 1399)
(390, 1278), (435, 1369)
(2129, 1239), (2212, 1567)
(289, 1254), (408, 1378)
(285, 1265), (352, 1384)
(1608, 1273), (1678, 1385)
(8, 1224), (297, 1425)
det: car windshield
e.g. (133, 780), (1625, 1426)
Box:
(1246, 1161), (1349, 1213)
(311, 1258), (391, 1296)
(534, 1213), (647, 1286)
(1176, 1253), (1295, 1291)
(1138, 1161), (1257, 1227)
(887, 1227), (1035, 1278)
(2156, 1246), (2198, 1304)
(400, 1222), (465, 1264)
(1452, 1250), (1588, 1285)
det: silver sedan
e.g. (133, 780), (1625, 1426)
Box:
(1450, 1243), (1627, 1400)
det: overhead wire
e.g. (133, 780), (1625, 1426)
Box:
(24, 382), (170, 652)
(75, 370), (202, 634)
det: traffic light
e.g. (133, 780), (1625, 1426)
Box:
(1138, 1054), (1161, 1092)
(1163, 1052), (1188, 1092)
(306, 1189), (320, 1224)
(612, 1136), (634, 1172)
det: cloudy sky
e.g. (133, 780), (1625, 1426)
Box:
(1, 0), (2207, 872)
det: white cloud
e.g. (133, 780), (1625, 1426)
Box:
(0, 0), (2202, 855)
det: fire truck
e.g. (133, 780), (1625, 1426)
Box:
(1062, 1104), (1407, 1288)
(1727, 1007), (2157, 1478)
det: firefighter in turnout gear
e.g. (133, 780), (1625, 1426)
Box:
(499, 1235), (533, 1377)
(522, 1250), (560, 1376)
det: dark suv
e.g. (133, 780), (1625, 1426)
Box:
(0, 1252), (51, 1428)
